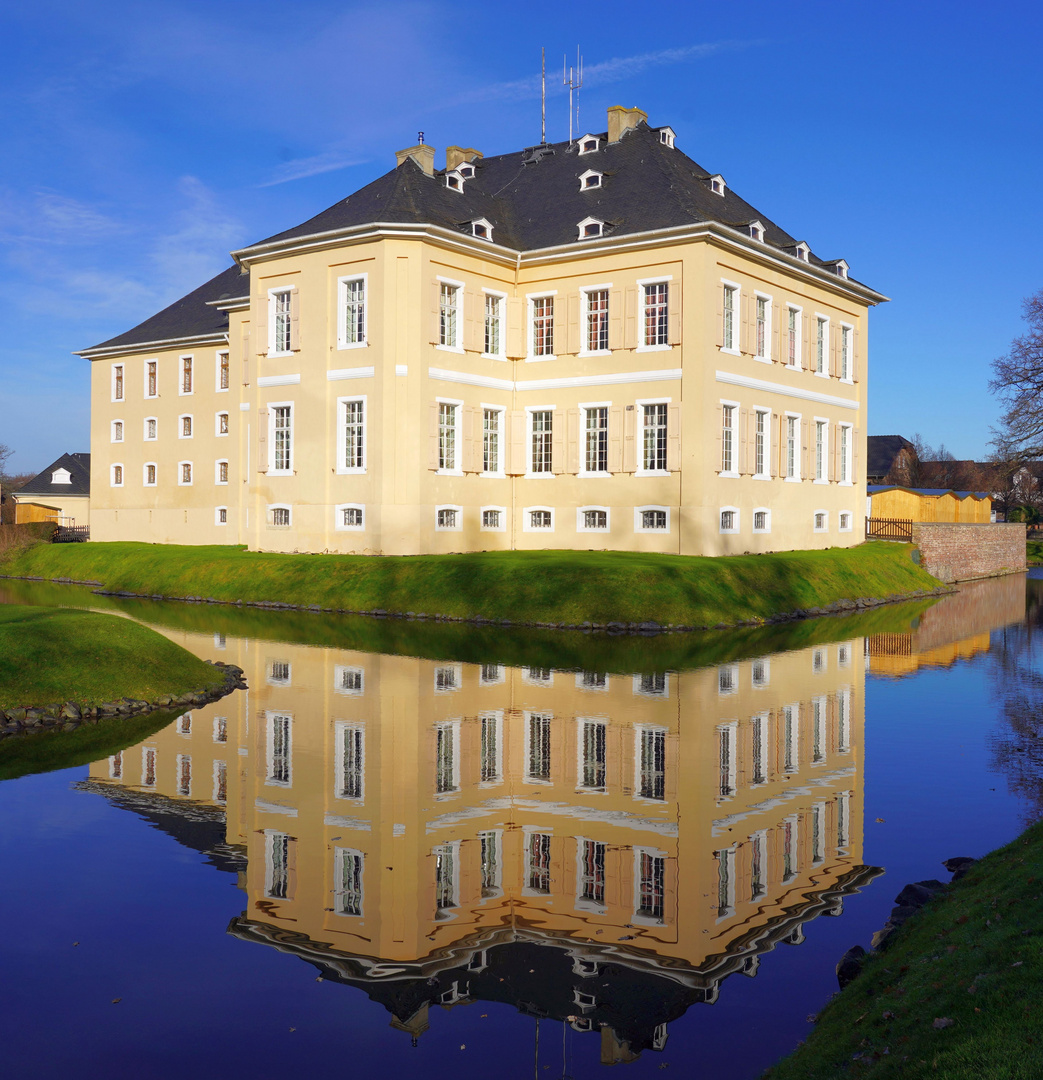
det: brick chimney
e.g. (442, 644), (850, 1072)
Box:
(395, 143), (436, 176)
(446, 146), (482, 171)
(607, 105), (647, 143)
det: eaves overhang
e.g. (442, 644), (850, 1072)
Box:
(206, 295), (250, 312)
(76, 330), (229, 361)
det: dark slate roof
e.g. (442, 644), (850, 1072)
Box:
(867, 435), (915, 478)
(251, 122), (841, 268)
(17, 452), (91, 497)
(84, 264), (250, 353)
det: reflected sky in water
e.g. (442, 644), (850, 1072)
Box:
(0, 573), (1040, 1079)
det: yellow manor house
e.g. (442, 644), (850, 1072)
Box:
(82, 106), (887, 556)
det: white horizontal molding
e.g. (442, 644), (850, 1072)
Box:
(239, 402), (251, 411)
(323, 812), (372, 830)
(395, 364), (408, 376)
(327, 366), (375, 382)
(254, 799), (298, 816)
(257, 373), (301, 387)
(428, 366), (682, 393)
(715, 370), (860, 411)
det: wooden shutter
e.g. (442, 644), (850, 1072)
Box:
(667, 280), (682, 345)
(462, 406), (479, 472)
(551, 410), (565, 474)
(289, 287), (301, 351)
(624, 286), (638, 350)
(715, 282), (725, 348)
(714, 403), (723, 471)
(853, 427), (861, 483)
(739, 408), (749, 474)
(506, 298), (525, 358)
(609, 289), (623, 350)
(801, 313), (810, 371)
(851, 328), (860, 382)
(257, 407), (269, 472)
(241, 325), (251, 385)
(507, 410), (526, 474)
(830, 327), (839, 378)
(623, 406), (637, 473)
(464, 286), (479, 352)
(801, 417), (810, 480)
(667, 403), (681, 471)
(741, 291), (751, 355)
(608, 407), (623, 473)
(771, 412), (780, 478)
(286, 838), (298, 900)
(428, 404), (439, 470)
(567, 293), (581, 355)
(254, 299), (268, 356)
(567, 408), (581, 473)
(429, 279), (442, 345)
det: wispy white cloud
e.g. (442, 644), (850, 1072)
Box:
(259, 151), (369, 187)
(0, 190), (125, 245)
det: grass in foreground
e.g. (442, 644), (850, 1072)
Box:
(764, 820), (1043, 1080)
(0, 541), (942, 628)
(0, 605), (224, 709)
(1027, 540), (1043, 566)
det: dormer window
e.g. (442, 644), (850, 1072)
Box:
(658, 127), (676, 148)
(794, 242), (810, 262)
(834, 260), (849, 279)
(748, 220), (765, 242)
(577, 134), (600, 155)
(471, 218), (493, 241)
(709, 174), (726, 195)
(578, 217), (604, 239)
(446, 171), (464, 191)
(579, 169), (602, 191)
(51, 468), (72, 485)
(458, 164), (475, 178)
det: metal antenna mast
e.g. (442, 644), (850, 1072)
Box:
(541, 47), (546, 144)
(563, 48), (583, 144)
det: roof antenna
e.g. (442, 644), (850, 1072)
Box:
(563, 47), (583, 145)
(417, 131), (424, 145)
(540, 47), (546, 144)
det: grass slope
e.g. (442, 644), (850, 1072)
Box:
(1027, 540), (1043, 566)
(764, 822), (1043, 1080)
(0, 542), (942, 628)
(0, 606), (223, 709)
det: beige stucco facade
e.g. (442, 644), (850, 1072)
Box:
(85, 115), (884, 557)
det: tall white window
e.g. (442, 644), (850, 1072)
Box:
(439, 282), (459, 348)
(271, 289), (292, 354)
(435, 722), (458, 794)
(839, 424), (852, 482)
(526, 833), (552, 893)
(438, 402), (457, 470)
(434, 842), (457, 912)
(111, 464), (123, 486)
(483, 408), (502, 473)
(786, 415), (799, 479)
(340, 276), (366, 347)
(787, 306), (800, 366)
(718, 723), (737, 798)
(578, 839), (606, 906)
(783, 704), (799, 773)
(216, 460), (229, 484)
(113, 364), (124, 401)
(146, 360), (157, 397)
(586, 289), (609, 352)
(723, 284), (737, 350)
(271, 405), (292, 473)
(335, 848), (364, 916)
(642, 403), (668, 471)
(480, 830), (502, 896)
(181, 356), (193, 393)
(530, 409), (553, 473)
(637, 850), (665, 921)
(145, 418), (157, 440)
(642, 282), (669, 347)
(584, 407), (608, 473)
(755, 296), (770, 359)
(217, 412), (229, 435)
(112, 420), (123, 443)
(526, 713), (552, 782)
(754, 409), (769, 477)
(531, 296), (554, 357)
(265, 832), (291, 899)
(484, 293), (503, 356)
(267, 714), (292, 787)
(816, 318), (828, 374)
(751, 713), (768, 785)
(815, 421), (827, 481)
(217, 351), (230, 390)
(840, 326), (853, 380)
(480, 713), (502, 783)
(341, 398), (365, 471)
(721, 405), (736, 473)
(179, 462), (193, 485)
(716, 848), (735, 918)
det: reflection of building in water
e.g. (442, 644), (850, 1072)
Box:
(866, 574), (1025, 679)
(87, 630), (871, 1063)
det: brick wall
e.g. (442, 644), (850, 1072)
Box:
(911, 522), (1026, 583)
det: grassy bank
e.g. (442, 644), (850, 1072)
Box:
(764, 821), (1043, 1080)
(0, 541), (943, 629)
(1027, 539), (1043, 566)
(0, 605), (224, 709)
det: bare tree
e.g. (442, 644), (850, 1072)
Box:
(0, 442), (11, 479)
(990, 289), (1043, 459)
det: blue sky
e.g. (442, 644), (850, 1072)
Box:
(2, 0), (1041, 473)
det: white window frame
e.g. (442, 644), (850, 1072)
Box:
(479, 664), (505, 687)
(267, 401), (294, 475)
(813, 509), (829, 533)
(337, 273), (368, 350)
(215, 411), (230, 438)
(481, 290), (506, 360)
(633, 727), (668, 804)
(839, 323), (854, 382)
(436, 396), (464, 476)
(786, 304), (802, 368)
(111, 363), (124, 403)
(267, 287), (294, 357)
(577, 505), (610, 533)
(111, 419), (123, 444)
(523, 506), (555, 532)
(334, 667), (365, 697)
(215, 506), (228, 526)
(720, 279), (740, 355)
(178, 354), (194, 396)
(709, 173), (726, 195)
(717, 664), (739, 695)
(575, 836), (608, 913)
(470, 217), (492, 240)
(268, 503), (292, 527)
(436, 276), (464, 353)
(110, 463), (124, 487)
(814, 315), (830, 378)
(143, 462), (157, 487)
(265, 711), (293, 787)
(577, 134), (600, 154)
(636, 397), (671, 476)
(633, 845), (668, 925)
(753, 293), (772, 362)
(143, 417), (157, 442)
(784, 412), (801, 482)
(633, 671), (669, 697)
(525, 404), (556, 478)
(636, 276), (672, 352)
(577, 216), (604, 240)
(480, 404), (506, 477)
(335, 503), (365, 531)
(752, 407), (771, 480)
(814, 418), (829, 483)
(839, 511), (853, 533)
(434, 664), (463, 695)
(720, 399), (740, 477)
(838, 423), (853, 485)
(177, 460), (193, 487)
(178, 413), (193, 440)
(333, 847), (365, 917)
(658, 126), (676, 148)
(749, 220), (765, 242)
(634, 505), (670, 533)
(435, 504), (462, 532)
(578, 169), (603, 191)
(577, 400), (611, 478)
(719, 506), (740, 534)
(337, 394), (367, 474)
(144, 358), (158, 399)
(578, 284), (612, 357)
(215, 349), (230, 393)
(480, 505), (506, 532)
(752, 507), (771, 534)
(526, 291), (557, 362)
(215, 459), (229, 486)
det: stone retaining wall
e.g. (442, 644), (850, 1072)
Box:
(911, 522), (1026, 584)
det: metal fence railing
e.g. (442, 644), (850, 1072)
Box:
(865, 517), (913, 541)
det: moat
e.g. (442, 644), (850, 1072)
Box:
(1, 571), (1040, 1079)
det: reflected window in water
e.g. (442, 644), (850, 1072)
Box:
(574, 989), (597, 1012)
(336, 723), (364, 801)
(435, 722), (459, 794)
(177, 713), (191, 736)
(718, 722), (737, 798)
(718, 665), (738, 695)
(265, 831), (292, 899)
(479, 663), (504, 686)
(837, 689), (851, 753)
(577, 670), (607, 691)
(812, 648), (826, 674)
(434, 665), (461, 693)
(434, 842), (458, 914)
(812, 697), (826, 765)
(177, 754), (192, 797)
(335, 666), (364, 695)
(213, 760), (227, 804)
(812, 803), (825, 866)
(526, 832), (552, 893)
(750, 830), (767, 900)
(525, 666), (553, 687)
(636, 848), (665, 921)
(578, 719), (607, 791)
(479, 831), (501, 897)
(109, 751), (122, 780)
(783, 704), (800, 773)
(751, 713), (768, 785)
(479, 713), (502, 784)
(141, 747), (156, 788)
(266, 714), (292, 787)
(751, 658), (770, 688)
(335, 848), (364, 916)
(637, 726), (666, 800)
(837, 791), (850, 852)
(781, 816), (798, 882)
(526, 713), (553, 782)
(635, 672), (667, 697)
(268, 660), (291, 686)
(716, 847), (735, 919)
(572, 957), (598, 978)
(213, 716), (227, 744)
(578, 839), (606, 907)
(837, 642), (851, 667)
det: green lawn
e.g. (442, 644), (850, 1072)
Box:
(0, 605), (224, 709)
(0, 541), (943, 629)
(1027, 540), (1043, 566)
(764, 821), (1043, 1080)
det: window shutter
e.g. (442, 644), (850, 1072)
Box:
(667, 403), (681, 471)
(241, 325), (251, 385)
(771, 412), (780, 478)
(714, 403), (723, 470)
(741, 292), (751, 355)
(801, 313), (810, 371)
(608, 407), (623, 473)
(551, 410), (565, 474)
(464, 287), (479, 352)
(567, 408), (581, 473)
(623, 406), (637, 472)
(567, 293), (581, 355)
(739, 408), (749, 474)
(715, 283), (725, 348)
(286, 838), (298, 900)
(254, 300), (268, 356)
(851, 328), (860, 382)
(429, 279), (441, 345)
(801, 417), (810, 479)
(257, 407), (269, 472)
(507, 410), (526, 474)
(853, 427), (861, 483)
(668, 280), (682, 345)
(831, 424), (839, 482)
(289, 287), (301, 351)
(771, 302), (780, 363)
(428, 403), (439, 470)
(830, 328), (839, 378)
(462, 406), (479, 472)
(609, 289), (623, 350)
(624, 286), (638, 350)
(506, 298), (525, 358)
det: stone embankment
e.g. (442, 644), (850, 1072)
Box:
(0, 660), (247, 739)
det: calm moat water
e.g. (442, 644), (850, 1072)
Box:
(2, 572), (1042, 1079)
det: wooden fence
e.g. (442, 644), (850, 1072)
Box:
(865, 517), (913, 541)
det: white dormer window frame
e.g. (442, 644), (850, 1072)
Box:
(457, 163), (475, 178)
(52, 468), (72, 485)
(834, 260), (849, 279)
(749, 220), (765, 242)
(709, 174), (726, 195)
(578, 217), (604, 240)
(445, 170), (465, 191)
(658, 127), (676, 148)
(471, 218), (493, 241)
(792, 242), (810, 262)
(577, 134), (600, 155)
(579, 169), (603, 191)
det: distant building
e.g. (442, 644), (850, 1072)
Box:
(11, 452), (90, 527)
(867, 484), (991, 524)
(866, 435), (917, 486)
